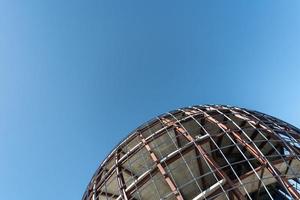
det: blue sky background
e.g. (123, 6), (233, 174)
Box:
(1, 1), (300, 199)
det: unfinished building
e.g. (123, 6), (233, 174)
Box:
(82, 105), (300, 200)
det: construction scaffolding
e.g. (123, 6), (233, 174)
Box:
(82, 105), (300, 200)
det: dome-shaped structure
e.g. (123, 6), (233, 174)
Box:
(82, 105), (300, 200)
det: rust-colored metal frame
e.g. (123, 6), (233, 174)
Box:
(82, 105), (300, 200)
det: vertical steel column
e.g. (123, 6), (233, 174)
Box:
(115, 150), (129, 200)
(255, 165), (265, 200)
(194, 146), (208, 190)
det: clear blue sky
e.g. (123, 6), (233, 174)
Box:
(0, 1), (300, 199)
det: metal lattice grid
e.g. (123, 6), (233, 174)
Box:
(82, 105), (300, 200)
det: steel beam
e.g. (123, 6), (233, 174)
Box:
(203, 110), (300, 200)
(138, 133), (184, 200)
(161, 118), (246, 200)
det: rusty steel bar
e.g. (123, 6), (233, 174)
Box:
(83, 105), (300, 200)
(233, 108), (300, 158)
(138, 133), (184, 200)
(203, 110), (300, 200)
(161, 118), (246, 200)
(125, 135), (212, 196)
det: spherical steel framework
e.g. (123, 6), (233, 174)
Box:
(82, 105), (300, 200)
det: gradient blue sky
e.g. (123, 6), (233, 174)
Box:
(1, 1), (300, 199)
